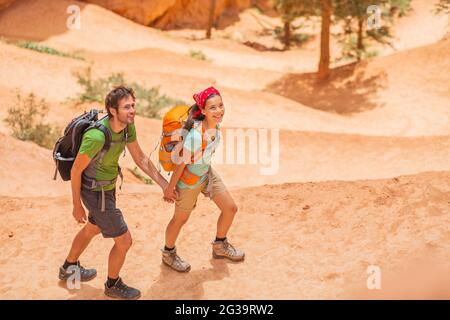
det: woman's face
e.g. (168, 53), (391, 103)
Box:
(202, 95), (225, 124)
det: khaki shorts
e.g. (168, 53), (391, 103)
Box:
(175, 167), (227, 213)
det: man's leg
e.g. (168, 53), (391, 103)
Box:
(66, 222), (101, 263)
(59, 222), (100, 282)
(104, 230), (141, 300)
(108, 230), (132, 279)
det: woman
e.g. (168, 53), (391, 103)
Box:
(162, 86), (245, 272)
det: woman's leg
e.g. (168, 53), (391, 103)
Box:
(163, 202), (195, 272)
(165, 184), (204, 248)
(165, 207), (192, 248)
(213, 191), (238, 239)
(211, 191), (244, 261)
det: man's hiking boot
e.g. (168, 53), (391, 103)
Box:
(161, 247), (191, 272)
(59, 261), (97, 282)
(104, 278), (141, 300)
(212, 239), (245, 261)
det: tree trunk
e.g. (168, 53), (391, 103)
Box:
(356, 16), (364, 61)
(206, 0), (217, 39)
(284, 20), (291, 50)
(317, 0), (332, 81)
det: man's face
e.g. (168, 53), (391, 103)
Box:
(114, 95), (136, 125)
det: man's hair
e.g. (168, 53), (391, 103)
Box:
(105, 86), (135, 118)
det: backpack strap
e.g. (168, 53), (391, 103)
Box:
(81, 121), (113, 212)
(92, 122), (112, 160)
(122, 125), (128, 158)
(190, 122), (208, 163)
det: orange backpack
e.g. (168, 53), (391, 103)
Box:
(158, 105), (207, 185)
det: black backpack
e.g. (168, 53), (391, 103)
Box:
(52, 109), (112, 181)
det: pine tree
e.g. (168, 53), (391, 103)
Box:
(275, 0), (318, 49)
(334, 0), (411, 62)
(435, 0), (450, 14)
(206, 0), (217, 39)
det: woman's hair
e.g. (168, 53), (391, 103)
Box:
(183, 94), (219, 132)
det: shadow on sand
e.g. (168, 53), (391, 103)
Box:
(267, 60), (388, 115)
(145, 258), (237, 299)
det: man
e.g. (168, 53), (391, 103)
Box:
(58, 86), (174, 299)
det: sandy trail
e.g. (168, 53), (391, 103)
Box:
(1, 171), (450, 299)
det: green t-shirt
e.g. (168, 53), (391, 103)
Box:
(79, 118), (137, 191)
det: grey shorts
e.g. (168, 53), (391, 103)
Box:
(80, 188), (128, 238)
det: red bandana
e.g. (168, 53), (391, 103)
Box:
(193, 86), (221, 109)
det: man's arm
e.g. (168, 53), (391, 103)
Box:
(71, 153), (91, 223)
(164, 162), (186, 200)
(126, 140), (169, 192)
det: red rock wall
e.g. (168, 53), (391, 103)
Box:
(81, 0), (274, 29)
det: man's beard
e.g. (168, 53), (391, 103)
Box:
(117, 113), (134, 125)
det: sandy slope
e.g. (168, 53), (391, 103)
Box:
(1, 37), (449, 136)
(0, 44), (374, 136)
(267, 37), (450, 136)
(387, 0), (449, 52)
(1, 171), (450, 299)
(0, 0), (308, 72)
(0, 42), (86, 101)
(2, 116), (450, 198)
(0, 0), (448, 136)
(3, 0), (446, 74)
(84, 49), (285, 91)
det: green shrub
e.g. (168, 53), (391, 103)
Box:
(4, 93), (61, 149)
(274, 26), (312, 47)
(75, 67), (125, 104)
(74, 68), (186, 119)
(16, 41), (85, 60)
(189, 50), (208, 61)
(132, 84), (185, 119)
(335, 34), (379, 63)
(130, 166), (153, 185)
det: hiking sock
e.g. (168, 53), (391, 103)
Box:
(215, 237), (227, 242)
(107, 277), (119, 288)
(164, 245), (175, 251)
(63, 260), (78, 270)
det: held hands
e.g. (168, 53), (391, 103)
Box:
(163, 185), (178, 204)
(160, 178), (178, 204)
